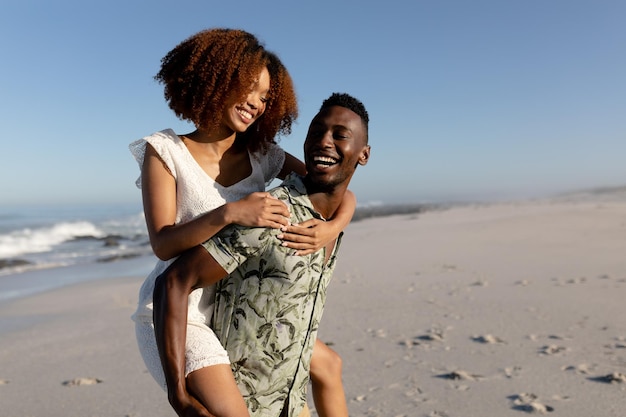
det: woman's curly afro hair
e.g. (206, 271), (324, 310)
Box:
(155, 28), (298, 153)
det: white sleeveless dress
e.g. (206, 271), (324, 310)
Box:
(130, 129), (285, 390)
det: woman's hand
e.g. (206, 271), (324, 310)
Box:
(279, 189), (356, 256)
(278, 218), (336, 256)
(170, 390), (214, 417)
(225, 192), (291, 229)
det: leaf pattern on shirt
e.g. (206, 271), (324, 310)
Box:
(208, 174), (342, 417)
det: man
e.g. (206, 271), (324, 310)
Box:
(154, 93), (371, 417)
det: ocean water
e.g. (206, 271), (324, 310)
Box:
(0, 204), (156, 303)
(0, 199), (437, 304)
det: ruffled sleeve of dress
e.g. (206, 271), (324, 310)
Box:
(255, 142), (286, 186)
(129, 129), (180, 188)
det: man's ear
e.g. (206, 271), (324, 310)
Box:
(358, 145), (371, 166)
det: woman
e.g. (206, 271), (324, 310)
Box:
(131, 28), (350, 417)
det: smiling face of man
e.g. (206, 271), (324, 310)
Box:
(303, 104), (370, 193)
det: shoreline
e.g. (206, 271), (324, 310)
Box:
(0, 254), (156, 306)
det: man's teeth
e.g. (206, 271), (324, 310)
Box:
(237, 109), (253, 119)
(313, 156), (337, 165)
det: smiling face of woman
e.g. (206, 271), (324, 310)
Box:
(221, 67), (270, 134)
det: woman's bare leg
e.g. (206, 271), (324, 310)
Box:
(187, 364), (250, 417)
(309, 339), (348, 417)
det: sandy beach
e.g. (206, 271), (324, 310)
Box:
(1, 196), (625, 416)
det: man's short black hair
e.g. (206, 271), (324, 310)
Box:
(320, 93), (369, 132)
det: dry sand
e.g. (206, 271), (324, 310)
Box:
(1, 197), (625, 416)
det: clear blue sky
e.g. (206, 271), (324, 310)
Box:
(2, 0), (624, 206)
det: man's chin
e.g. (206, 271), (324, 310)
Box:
(304, 176), (338, 194)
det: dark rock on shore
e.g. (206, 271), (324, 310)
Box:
(97, 253), (141, 263)
(352, 203), (444, 222)
(0, 259), (33, 270)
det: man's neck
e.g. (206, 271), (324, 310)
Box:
(304, 181), (349, 220)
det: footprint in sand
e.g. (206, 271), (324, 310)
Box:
(538, 344), (568, 355)
(470, 278), (489, 287)
(503, 366), (523, 379)
(547, 334), (571, 340)
(419, 333), (444, 342)
(418, 326), (451, 342)
(398, 338), (421, 349)
(588, 372), (626, 384)
(508, 393), (554, 414)
(551, 276), (586, 286)
(562, 363), (596, 375)
(62, 377), (103, 387)
(436, 370), (483, 381)
(612, 336), (626, 349)
(366, 328), (387, 338)
(428, 411), (451, 417)
(472, 334), (506, 344)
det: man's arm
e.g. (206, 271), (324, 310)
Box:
(153, 245), (228, 416)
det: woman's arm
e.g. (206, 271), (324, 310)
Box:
(275, 151), (357, 255)
(277, 151), (307, 179)
(142, 144), (290, 260)
(279, 189), (356, 255)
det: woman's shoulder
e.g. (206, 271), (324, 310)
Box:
(129, 129), (189, 184)
(130, 129), (184, 157)
(136, 129), (180, 147)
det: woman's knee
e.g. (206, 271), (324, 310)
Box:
(310, 342), (343, 383)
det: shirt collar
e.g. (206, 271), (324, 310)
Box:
(281, 173), (327, 221)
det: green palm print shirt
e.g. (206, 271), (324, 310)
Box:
(204, 173), (343, 417)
